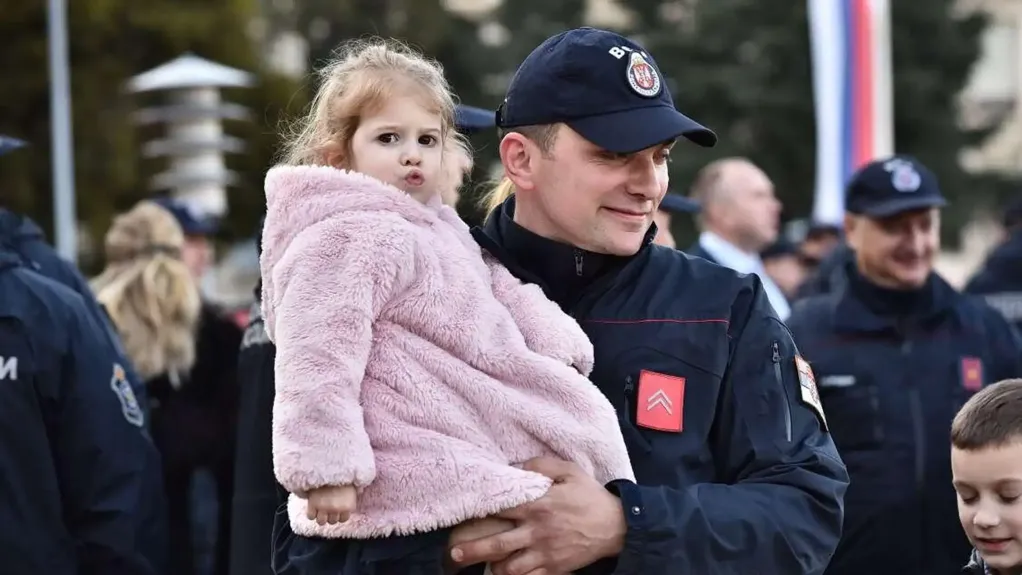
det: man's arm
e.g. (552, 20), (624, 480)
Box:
(609, 287), (848, 574)
(451, 286), (849, 575)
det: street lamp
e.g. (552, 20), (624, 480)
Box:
(126, 54), (254, 219)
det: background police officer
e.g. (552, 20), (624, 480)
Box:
(787, 156), (1022, 575)
(650, 192), (700, 249)
(0, 135), (168, 573)
(965, 194), (1022, 331)
(0, 247), (160, 574)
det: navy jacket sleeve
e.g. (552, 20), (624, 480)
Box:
(53, 294), (157, 575)
(981, 306), (1022, 382)
(610, 285), (849, 574)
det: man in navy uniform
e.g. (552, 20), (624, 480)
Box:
(0, 246), (160, 574)
(787, 156), (1022, 575)
(449, 28), (848, 575)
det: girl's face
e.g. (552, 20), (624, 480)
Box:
(348, 94), (444, 204)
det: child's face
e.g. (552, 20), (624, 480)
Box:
(952, 441), (1022, 572)
(350, 93), (444, 204)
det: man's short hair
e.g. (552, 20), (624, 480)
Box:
(951, 378), (1022, 450)
(498, 124), (558, 155)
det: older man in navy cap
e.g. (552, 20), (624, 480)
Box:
(787, 155), (1022, 575)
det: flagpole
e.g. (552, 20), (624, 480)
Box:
(47, 0), (77, 263)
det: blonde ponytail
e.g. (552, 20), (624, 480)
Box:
(481, 177), (515, 216)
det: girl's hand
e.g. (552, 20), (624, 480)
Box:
(305, 484), (358, 525)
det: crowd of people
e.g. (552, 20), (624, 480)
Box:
(1, 25), (1022, 575)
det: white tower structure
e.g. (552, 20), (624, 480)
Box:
(126, 54), (254, 218)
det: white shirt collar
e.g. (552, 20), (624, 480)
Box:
(699, 231), (761, 274)
(698, 231), (792, 321)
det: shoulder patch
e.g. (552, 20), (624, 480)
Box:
(795, 356), (827, 431)
(110, 363), (145, 428)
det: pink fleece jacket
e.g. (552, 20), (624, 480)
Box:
(260, 166), (634, 539)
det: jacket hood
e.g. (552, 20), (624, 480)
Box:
(261, 166), (445, 275)
(0, 208), (45, 246)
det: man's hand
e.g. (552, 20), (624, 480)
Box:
(444, 517), (518, 574)
(450, 457), (627, 575)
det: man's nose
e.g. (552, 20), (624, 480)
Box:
(629, 156), (660, 198)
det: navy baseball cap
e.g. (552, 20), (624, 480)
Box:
(455, 104), (496, 134)
(659, 193), (701, 214)
(845, 156), (946, 218)
(152, 196), (219, 236)
(0, 136), (27, 156)
(497, 27), (716, 154)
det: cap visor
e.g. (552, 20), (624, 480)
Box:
(659, 194), (701, 214)
(455, 105), (496, 133)
(568, 106), (716, 154)
(859, 196), (947, 218)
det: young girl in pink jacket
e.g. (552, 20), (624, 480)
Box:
(259, 39), (633, 571)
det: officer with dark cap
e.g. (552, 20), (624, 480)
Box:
(761, 237), (809, 299)
(965, 193), (1022, 331)
(651, 193), (699, 249)
(455, 104), (497, 134)
(787, 155), (1022, 575)
(0, 245), (160, 574)
(444, 27), (847, 575)
(0, 135), (169, 573)
(151, 196), (218, 282)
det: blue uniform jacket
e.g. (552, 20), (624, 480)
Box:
(270, 198), (849, 575)
(965, 229), (1022, 331)
(787, 268), (1022, 575)
(0, 250), (159, 574)
(0, 209), (149, 403)
(0, 208), (168, 572)
(472, 198), (849, 575)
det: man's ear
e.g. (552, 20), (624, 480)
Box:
(843, 213), (860, 251)
(499, 132), (538, 192)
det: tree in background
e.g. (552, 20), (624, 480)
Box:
(624, 0), (1010, 246)
(451, 0), (588, 223)
(0, 0), (302, 267)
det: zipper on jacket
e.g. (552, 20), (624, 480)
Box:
(773, 341), (792, 442)
(574, 249), (584, 277)
(623, 375), (635, 418)
(902, 339), (926, 489)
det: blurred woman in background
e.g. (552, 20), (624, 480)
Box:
(93, 200), (242, 575)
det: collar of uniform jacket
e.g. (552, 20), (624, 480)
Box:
(472, 195), (653, 309)
(832, 260), (958, 334)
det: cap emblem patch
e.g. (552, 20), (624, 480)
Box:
(883, 159), (922, 193)
(627, 52), (661, 98)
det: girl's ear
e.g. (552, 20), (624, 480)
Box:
(324, 141), (347, 169)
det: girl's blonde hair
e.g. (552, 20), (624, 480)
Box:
(91, 201), (202, 383)
(281, 37), (469, 170)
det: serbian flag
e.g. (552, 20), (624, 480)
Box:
(808, 0), (894, 226)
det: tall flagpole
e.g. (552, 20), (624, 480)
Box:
(47, 0), (77, 263)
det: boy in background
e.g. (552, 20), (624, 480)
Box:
(951, 378), (1022, 574)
